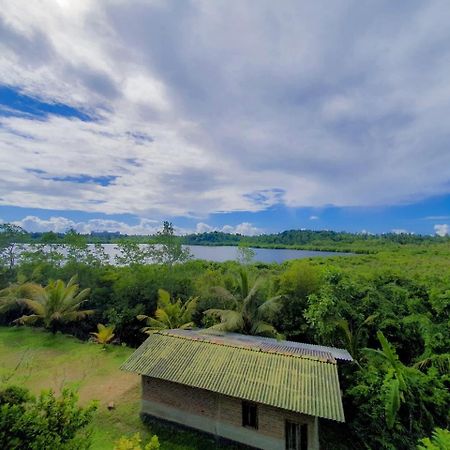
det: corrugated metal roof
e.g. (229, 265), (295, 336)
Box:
(121, 331), (346, 422)
(163, 329), (353, 362)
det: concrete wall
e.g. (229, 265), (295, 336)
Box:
(141, 376), (319, 450)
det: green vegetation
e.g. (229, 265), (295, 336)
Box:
(417, 428), (450, 450)
(15, 275), (94, 333)
(0, 327), (235, 450)
(204, 269), (282, 337)
(114, 433), (160, 450)
(91, 324), (116, 348)
(1, 223), (449, 449)
(0, 384), (97, 449)
(137, 288), (197, 333)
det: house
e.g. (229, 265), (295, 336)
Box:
(121, 329), (352, 450)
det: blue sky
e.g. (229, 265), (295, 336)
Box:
(1, 1), (450, 236)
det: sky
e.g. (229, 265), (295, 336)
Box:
(1, 0), (450, 236)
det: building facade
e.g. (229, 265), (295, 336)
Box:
(121, 330), (352, 450)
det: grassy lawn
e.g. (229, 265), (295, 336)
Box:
(0, 326), (227, 450)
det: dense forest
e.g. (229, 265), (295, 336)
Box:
(0, 223), (449, 449)
(7, 222), (450, 254)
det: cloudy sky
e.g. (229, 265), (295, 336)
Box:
(1, 0), (450, 236)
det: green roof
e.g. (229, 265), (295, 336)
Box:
(121, 330), (346, 422)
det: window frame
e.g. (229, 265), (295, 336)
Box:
(285, 420), (308, 450)
(241, 401), (258, 429)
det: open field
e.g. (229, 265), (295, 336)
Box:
(0, 326), (229, 449)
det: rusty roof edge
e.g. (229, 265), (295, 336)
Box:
(158, 330), (338, 364)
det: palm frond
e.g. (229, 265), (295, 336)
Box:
(136, 314), (149, 321)
(14, 314), (41, 325)
(210, 286), (235, 302)
(256, 295), (282, 318)
(251, 321), (279, 337)
(414, 353), (450, 374)
(21, 299), (46, 316)
(204, 309), (244, 332)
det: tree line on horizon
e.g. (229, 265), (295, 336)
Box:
(2, 222), (449, 252)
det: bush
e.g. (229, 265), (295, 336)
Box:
(114, 433), (160, 450)
(0, 385), (97, 449)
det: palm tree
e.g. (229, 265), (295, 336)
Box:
(16, 275), (94, 333)
(91, 324), (115, 349)
(137, 289), (197, 333)
(204, 269), (282, 337)
(334, 314), (377, 363)
(0, 279), (41, 314)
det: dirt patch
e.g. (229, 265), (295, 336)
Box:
(79, 371), (140, 406)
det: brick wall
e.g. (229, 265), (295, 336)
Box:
(142, 376), (315, 440)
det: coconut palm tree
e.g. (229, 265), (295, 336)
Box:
(16, 275), (94, 333)
(334, 314), (377, 363)
(91, 323), (115, 349)
(0, 279), (41, 314)
(204, 269), (282, 337)
(137, 289), (197, 333)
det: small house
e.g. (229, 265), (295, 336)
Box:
(121, 329), (352, 450)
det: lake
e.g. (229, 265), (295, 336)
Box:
(17, 244), (351, 265)
(186, 245), (350, 264)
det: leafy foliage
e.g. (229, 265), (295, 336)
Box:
(137, 289), (197, 332)
(417, 428), (450, 450)
(90, 323), (115, 348)
(153, 221), (192, 266)
(16, 275), (94, 333)
(114, 433), (160, 450)
(1, 224), (450, 449)
(0, 385), (97, 449)
(0, 278), (41, 314)
(204, 269), (282, 337)
(0, 224), (28, 270)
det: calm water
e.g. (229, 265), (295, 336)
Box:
(186, 245), (350, 264)
(18, 244), (351, 265)
(95, 244), (350, 264)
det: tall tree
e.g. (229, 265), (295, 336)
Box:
(153, 222), (191, 266)
(115, 239), (154, 266)
(0, 224), (28, 270)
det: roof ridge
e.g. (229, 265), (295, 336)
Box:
(158, 331), (337, 364)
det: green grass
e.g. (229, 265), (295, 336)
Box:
(0, 326), (229, 449)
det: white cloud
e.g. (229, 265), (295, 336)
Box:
(195, 222), (214, 233)
(309, 215), (319, 220)
(10, 215), (160, 235)
(434, 224), (449, 237)
(196, 221), (262, 236)
(391, 229), (415, 235)
(221, 222), (262, 236)
(1, 1), (450, 219)
(8, 215), (263, 236)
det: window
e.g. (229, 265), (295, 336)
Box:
(242, 401), (258, 429)
(285, 421), (308, 450)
